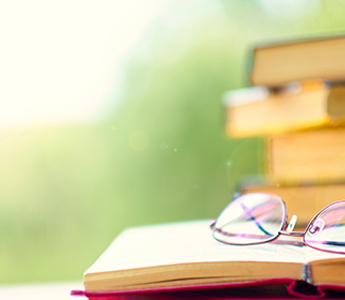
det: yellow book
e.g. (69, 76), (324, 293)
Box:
(76, 220), (345, 298)
(251, 35), (345, 87)
(266, 128), (345, 183)
(224, 83), (345, 138)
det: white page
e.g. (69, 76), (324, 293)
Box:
(86, 220), (308, 275)
(303, 246), (344, 262)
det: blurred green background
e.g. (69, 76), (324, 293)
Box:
(1, 0), (345, 284)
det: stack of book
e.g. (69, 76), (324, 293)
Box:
(224, 35), (345, 227)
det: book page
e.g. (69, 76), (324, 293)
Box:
(303, 246), (345, 263)
(86, 220), (306, 275)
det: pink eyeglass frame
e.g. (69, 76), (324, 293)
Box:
(210, 193), (345, 255)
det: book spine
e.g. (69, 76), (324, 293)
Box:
(302, 263), (312, 284)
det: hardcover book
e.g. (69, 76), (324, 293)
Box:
(250, 35), (345, 87)
(266, 128), (345, 183)
(223, 83), (345, 138)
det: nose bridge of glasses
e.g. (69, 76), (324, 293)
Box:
(279, 215), (304, 236)
(279, 230), (304, 237)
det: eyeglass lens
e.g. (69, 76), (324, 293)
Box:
(213, 193), (285, 245)
(305, 202), (345, 254)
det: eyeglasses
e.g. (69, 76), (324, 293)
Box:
(210, 193), (345, 254)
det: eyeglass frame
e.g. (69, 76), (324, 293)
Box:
(210, 193), (345, 255)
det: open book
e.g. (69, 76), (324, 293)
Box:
(72, 220), (345, 298)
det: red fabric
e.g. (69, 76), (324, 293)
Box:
(70, 278), (335, 299)
(71, 278), (345, 299)
(71, 278), (292, 296)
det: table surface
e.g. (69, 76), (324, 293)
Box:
(0, 282), (82, 300)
